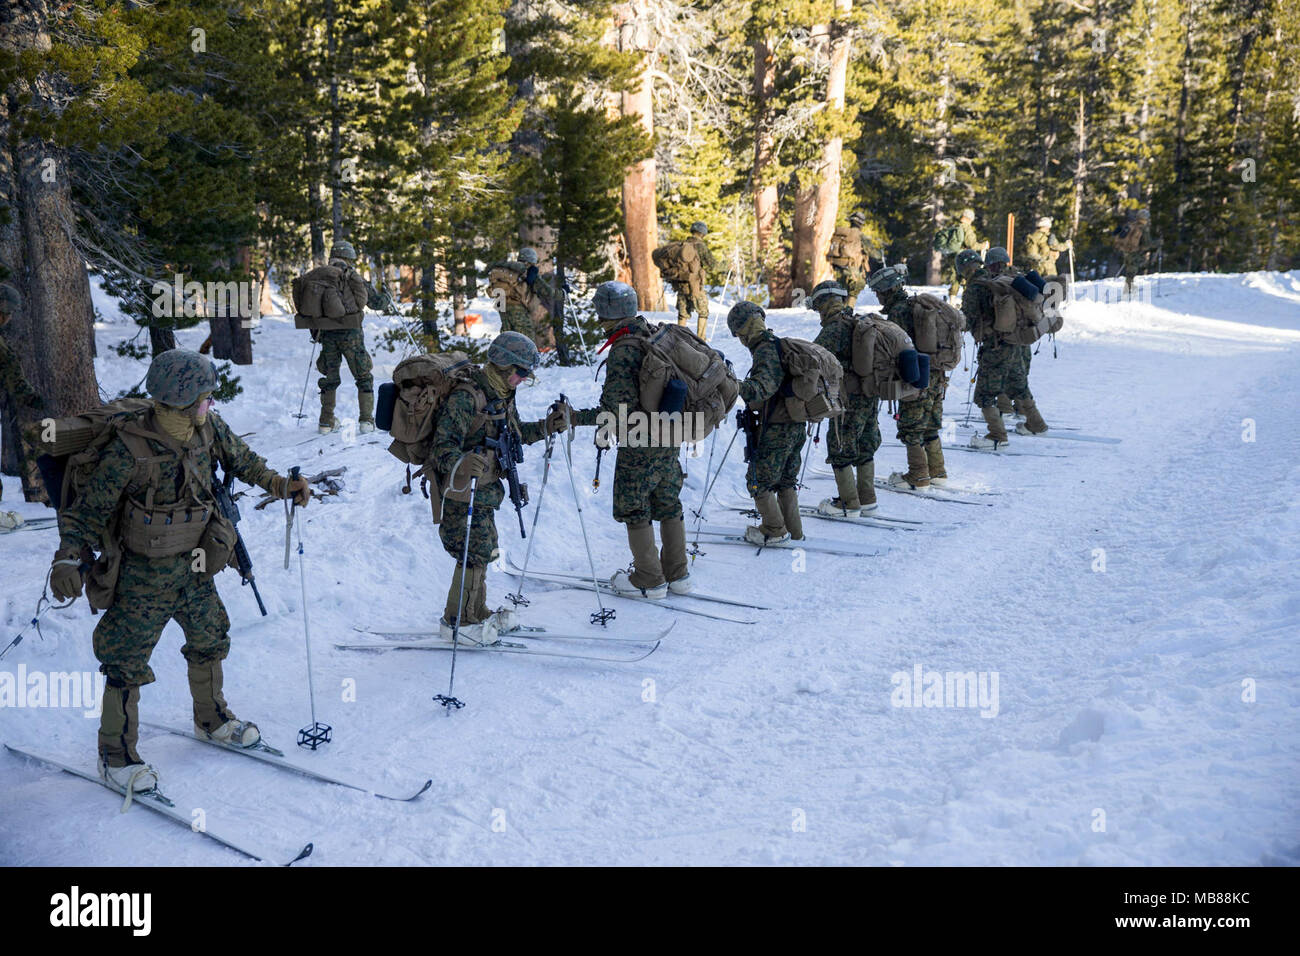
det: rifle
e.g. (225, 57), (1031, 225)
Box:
(211, 465), (268, 616)
(738, 407), (761, 464)
(481, 404), (529, 538)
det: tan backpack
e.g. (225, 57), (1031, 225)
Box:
(292, 265), (365, 331)
(826, 227), (863, 269)
(1113, 221), (1144, 253)
(487, 263), (529, 309)
(976, 275), (1054, 346)
(910, 293), (966, 371)
(382, 352), (481, 523)
(849, 313), (922, 401)
(774, 338), (845, 423)
(611, 323), (739, 444)
(651, 240), (700, 283)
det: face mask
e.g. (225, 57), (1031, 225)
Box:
(190, 393), (214, 426)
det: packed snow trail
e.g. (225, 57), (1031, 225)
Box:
(1, 272), (1297, 864)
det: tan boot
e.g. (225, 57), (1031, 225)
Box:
(745, 492), (791, 545)
(659, 516), (692, 593)
(969, 405), (1009, 449)
(624, 521), (666, 591)
(856, 460), (878, 512)
(318, 389), (337, 434)
(777, 487), (803, 541)
(924, 438), (948, 486)
(1015, 398), (1049, 435)
(817, 466), (860, 516)
(358, 390), (375, 433)
(888, 444), (931, 489)
(997, 393), (1014, 416)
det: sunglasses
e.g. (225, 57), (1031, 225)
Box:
(512, 366), (533, 379)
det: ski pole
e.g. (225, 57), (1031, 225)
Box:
(506, 397), (564, 608)
(797, 420), (821, 491)
(294, 341), (318, 425)
(2, 565), (89, 661)
(435, 474), (476, 715)
(690, 423), (741, 561)
(289, 467), (331, 750)
(559, 408), (615, 626)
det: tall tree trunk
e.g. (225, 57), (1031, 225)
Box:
(1173, 8), (1195, 269)
(0, 0), (100, 502)
(326, 0), (344, 241)
(753, 36), (788, 306)
(926, 60), (952, 286)
(615, 3), (662, 312)
(1071, 89), (1087, 249)
(792, 3), (851, 300)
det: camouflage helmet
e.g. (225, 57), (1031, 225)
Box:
(487, 330), (540, 371)
(985, 246), (1011, 265)
(330, 240), (357, 261)
(867, 266), (905, 294)
(960, 208), (975, 221)
(848, 211), (867, 226)
(1136, 208), (1150, 221)
(1036, 216), (1052, 229)
(592, 280), (639, 321)
(808, 279), (848, 310)
(146, 349), (217, 408)
(0, 282), (20, 315)
(955, 249), (984, 274)
(690, 221), (708, 236)
(518, 247), (539, 265)
(726, 301), (765, 336)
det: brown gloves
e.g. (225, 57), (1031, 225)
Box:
(459, 452), (493, 481)
(50, 548), (84, 601)
(270, 474), (312, 507)
(543, 401), (573, 436)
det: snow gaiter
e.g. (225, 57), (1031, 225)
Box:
(981, 405), (1009, 444)
(924, 438), (947, 482)
(99, 682), (143, 767)
(753, 491), (787, 538)
(1019, 398), (1049, 435)
(777, 487), (803, 541)
(188, 660), (235, 733)
(626, 521), (665, 589)
(319, 389), (337, 429)
(358, 389), (375, 425)
(855, 461), (876, 508)
(658, 516), (688, 584)
(832, 466), (860, 511)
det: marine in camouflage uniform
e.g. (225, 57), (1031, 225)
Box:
(962, 249), (1048, 447)
(829, 211), (872, 304)
(0, 283), (45, 507)
(1022, 218), (1070, 278)
(942, 209), (989, 300)
(586, 282), (692, 599)
(1115, 209), (1160, 294)
(428, 332), (567, 641)
(872, 267), (950, 489)
(808, 281), (880, 516)
(491, 248), (557, 352)
(314, 241), (376, 434)
(726, 302), (805, 545)
(47, 350), (310, 789)
(673, 222), (716, 337)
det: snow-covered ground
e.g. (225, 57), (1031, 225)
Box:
(2, 271), (1297, 866)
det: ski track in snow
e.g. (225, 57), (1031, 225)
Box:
(1, 272), (1297, 865)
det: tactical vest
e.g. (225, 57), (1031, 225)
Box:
(115, 418), (219, 558)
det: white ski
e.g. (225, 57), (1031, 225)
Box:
(336, 635), (661, 662)
(4, 743), (313, 865)
(505, 557), (762, 623)
(355, 621), (674, 645)
(139, 722), (432, 802)
(946, 443), (1067, 459)
(691, 526), (887, 558)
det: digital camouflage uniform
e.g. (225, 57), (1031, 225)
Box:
(739, 331), (805, 497)
(829, 225), (871, 304)
(881, 288), (947, 445)
(1116, 219), (1159, 293)
(1023, 228), (1066, 278)
(492, 262), (556, 350)
(813, 307), (880, 467)
(964, 268), (1031, 409)
(429, 368), (546, 623)
(597, 315), (689, 588)
(943, 220), (985, 299)
(673, 236), (715, 334)
(315, 260), (375, 428)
